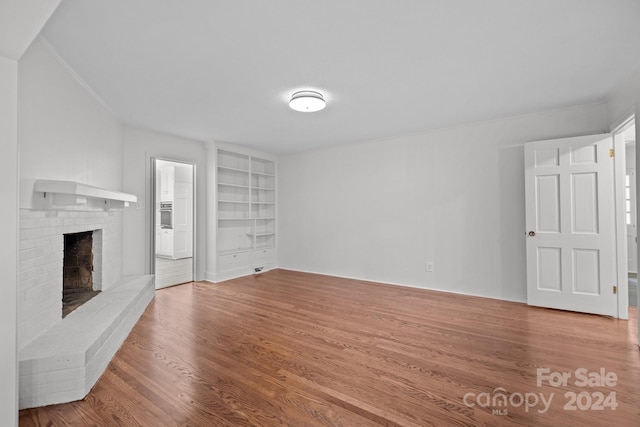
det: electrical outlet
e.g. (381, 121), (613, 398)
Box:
(426, 262), (433, 272)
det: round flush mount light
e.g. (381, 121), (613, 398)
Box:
(289, 90), (326, 112)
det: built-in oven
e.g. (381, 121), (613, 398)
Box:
(160, 201), (173, 229)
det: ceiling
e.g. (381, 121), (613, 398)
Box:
(0, 0), (60, 60)
(39, 0), (640, 154)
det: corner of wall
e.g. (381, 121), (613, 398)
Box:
(0, 55), (19, 427)
(606, 62), (640, 129)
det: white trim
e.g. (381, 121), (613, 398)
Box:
(149, 157), (197, 284)
(204, 265), (276, 283)
(613, 124), (630, 319)
(149, 157), (155, 278)
(277, 267), (527, 304)
(609, 114), (636, 134)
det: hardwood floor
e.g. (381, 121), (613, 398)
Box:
(20, 269), (640, 426)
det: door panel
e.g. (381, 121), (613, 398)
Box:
(537, 247), (561, 291)
(573, 249), (599, 294)
(525, 134), (617, 316)
(536, 175), (560, 232)
(571, 173), (598, 233)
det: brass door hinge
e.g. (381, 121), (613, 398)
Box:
(610, 148), (615, 158)
(613, 285), (617, 294)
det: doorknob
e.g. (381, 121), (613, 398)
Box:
(528, 231), (536, 237)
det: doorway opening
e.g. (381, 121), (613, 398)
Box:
(616, 118), (637, 308)
(152, 159), (195, 289)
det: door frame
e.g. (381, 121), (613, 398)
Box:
(150, 157), (197, 286)
(613, 116), (635, 319)
(626, 167), (637, 274)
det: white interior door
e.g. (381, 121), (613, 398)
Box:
(525, 134), (617, 316)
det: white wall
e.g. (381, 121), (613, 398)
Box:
(1, 2), (61, 424)
(16, 36), (127, 346)
(19, 39), (123, 208)
(278, 103), (608, 302)
(0, 55), (19, 427)
(122, 127), (207, 280)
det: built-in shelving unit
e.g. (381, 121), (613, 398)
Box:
(215, 148), (276, 280)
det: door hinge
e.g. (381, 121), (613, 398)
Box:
(613, 285), (617, 294)
(610, 148), (615, 157)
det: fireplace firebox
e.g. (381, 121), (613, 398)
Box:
(62, 230), (100, 317)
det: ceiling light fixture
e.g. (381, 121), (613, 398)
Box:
(289, 90), (326, 112)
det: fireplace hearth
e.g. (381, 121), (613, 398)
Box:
(18, 206), (153, 409)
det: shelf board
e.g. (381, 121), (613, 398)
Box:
(218, 200), (250, 204)
(247, 232), (276, 237)
(251, 171), (275, 177)
(218, 182), (249, 189)
(252, 217), (276, 220)
(218, 165), (249, 174)
(251, 202), (276, 205)
(252, 186), (275, 191)
(218, 217), (251, 221)
(217, 248), (251, 255)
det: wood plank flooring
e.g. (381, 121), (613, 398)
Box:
(19, 269), (640, 426)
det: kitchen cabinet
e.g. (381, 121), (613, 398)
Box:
(156, 227), (174, 258)
(159, 166), (174, 202)
(156, 163), (193, 259)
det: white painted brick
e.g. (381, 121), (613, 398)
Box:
(19, 228), (42, 240)
(21, 235), (62, 252)
(19, 238), (40, 250)
(20, 261), (61, 282)
(19, 218), (39, 230)
(22, 210), (44, 219)
(20, 368), (85, 396)
(20, 256), (62, 275)
(22, 280), (60, 302)
(19, 246), (50, 261)
(18, 208), (124, 349)
(19, 267), (60, 290)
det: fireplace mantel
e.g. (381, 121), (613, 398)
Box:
(34, 179), (137, 208)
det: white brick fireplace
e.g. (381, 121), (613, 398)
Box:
(17, 183), (153, 409)
(18, 209), (121, 347)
